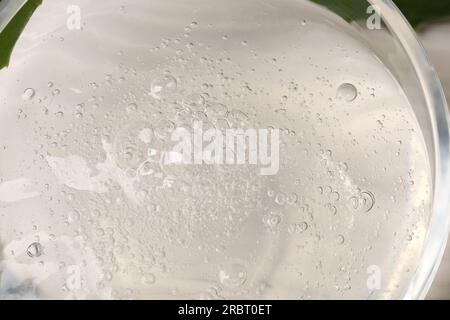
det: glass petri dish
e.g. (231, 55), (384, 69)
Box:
(0, 0), (448, 299)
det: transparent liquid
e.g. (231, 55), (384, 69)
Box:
(0, 0), (431, 299)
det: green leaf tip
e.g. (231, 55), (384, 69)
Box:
(0, 0), (43, 70)
(311, 0), (450, 28)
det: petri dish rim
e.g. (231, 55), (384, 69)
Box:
(367, 0), (450, 300)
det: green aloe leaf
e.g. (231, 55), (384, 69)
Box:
(395, 0), (450, 28)
(312, 0), (450, 27)
(0, 0), (42, 69)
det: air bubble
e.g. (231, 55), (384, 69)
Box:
(126, 102), (138, 113)
(328, 204), (337, 215)
(286, 193), (298, 205)
(359, 191), (375, 212)
(264, 212), (282, 227)
(274, 193), (286, 205)
(22, 88), (36, 101)
(27, 242), (42, 257)
(336, 83), (357, 102)
(288, 222), (308, 234)
(350, 191), (375, 212)
(330, 192), (340, 202)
